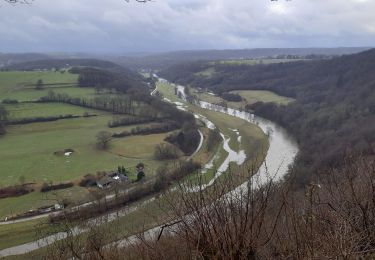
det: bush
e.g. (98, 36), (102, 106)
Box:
(136, 171), (145, 182)
(41, 182), (74, 193)
(2, 99), (18, 104)
(0, 185), (32, 199)
(207, 128), (222, 152)
(108, 117), (155, 128)
(221, 92), (242, 102)
(153, 166), (168, 192)
(79, 174), (98, 187)
(154, 143), (180, 160)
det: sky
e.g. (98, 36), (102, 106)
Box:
(0, 0), (374, 53)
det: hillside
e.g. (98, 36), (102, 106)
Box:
(160, 49), (375, 184)
(0, 53), (51, 68)
(4, 58), (124, 71)
(113, 47), (370, 70)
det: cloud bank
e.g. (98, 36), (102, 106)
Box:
(0, 0), (374, 53)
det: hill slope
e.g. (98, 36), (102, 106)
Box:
(113, 47), (370, 70)
(160, 49), (375, 184)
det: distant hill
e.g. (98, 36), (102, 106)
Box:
(0, 53), (51, 68)
(160, 48), (375, 185)
(112, 47), (371, 70)
(4, 58), (124, 71)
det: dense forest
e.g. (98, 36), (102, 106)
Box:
(160, 49), (375, 185)
(112, 47), (369, 70)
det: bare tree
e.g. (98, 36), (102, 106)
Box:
(96, 131), (112, 150)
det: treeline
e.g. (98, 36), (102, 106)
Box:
(112, 121), (180, 138)
(39, 91), (152, 117)
(70, 66), (147, 94)
(41, 182), (74, 193)
(221, 92), (242, 102)
(0, 184), (32, 199)
(39, 90), (198, 136)
(108, 116), (156, 128)
(165, 123), (201, 155)
(7, 114), (95, 125)
(0, 105), (8, 135)
(160, 49), (375, 185)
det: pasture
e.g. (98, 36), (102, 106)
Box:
(0, 71), (179, 219)
(230, 90), (295, 105)
(191, 88), (294, 110)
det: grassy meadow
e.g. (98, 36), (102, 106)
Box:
(157, 82), (269, 184)
(230, 90), (294, 105)
(191, 88), (294, 110)
(0, 71), (177, 219)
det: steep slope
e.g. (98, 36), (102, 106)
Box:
(113, 47), (370, 70)
(160, 49), (375, 184)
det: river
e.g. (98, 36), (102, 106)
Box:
(0, 77), (298, 257)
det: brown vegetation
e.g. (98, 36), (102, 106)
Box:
(38, 156), (375, 259)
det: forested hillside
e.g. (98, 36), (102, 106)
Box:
(0, 53), (51, 68)
(113, 47), (369, 70)
(160, 49), (375, 184)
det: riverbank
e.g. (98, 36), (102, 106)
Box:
(0, 78), (296, 258)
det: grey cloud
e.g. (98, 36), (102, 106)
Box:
(0, 0), (374, 53)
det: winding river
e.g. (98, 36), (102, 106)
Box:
(0, 77), (298, 257)
(173, 82), (298, 189)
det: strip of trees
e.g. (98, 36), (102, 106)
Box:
(0, 105), (8, 135)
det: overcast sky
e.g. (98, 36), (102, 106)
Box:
(0, 0), (374, 53)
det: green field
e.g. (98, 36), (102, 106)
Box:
(0, 71), (78, 93)
(190, 88), (294, 110)
(0, 113), (167, 186)
(5, 102), (101, 119)
(230, 90), (294, 105)
(0, 71), (181, 220)
(0, 79), (268, 254)
(195, 67), (216, 77)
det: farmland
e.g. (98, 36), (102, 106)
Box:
(0, 70), (184, 219)
(191, 88), (294, 110)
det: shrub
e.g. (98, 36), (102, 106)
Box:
(0, 185), (31, 199)
(221, 92), (242, 102)
(79, 174), (98, 187)
(41, 182), (74, 192)
(2, 99), (18, 104)
(154, 143), (180, 160)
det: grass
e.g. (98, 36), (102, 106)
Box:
(190, 88), (294, 110)
(0, 71), (78, 95)
(195, 67), (216, 77)
(156, 81), (269, 184)
(0, 187), (91, 227)
(5, 102), (102, 120)
(0, 72), (264, 254)
(0, 218), (51, 251)
(0, 114), (166, 187)
(0, 89), (267, 256)
(230, 90), (295, 105)
(0, 70), (181, 221)
(1, 87), (97, 102)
